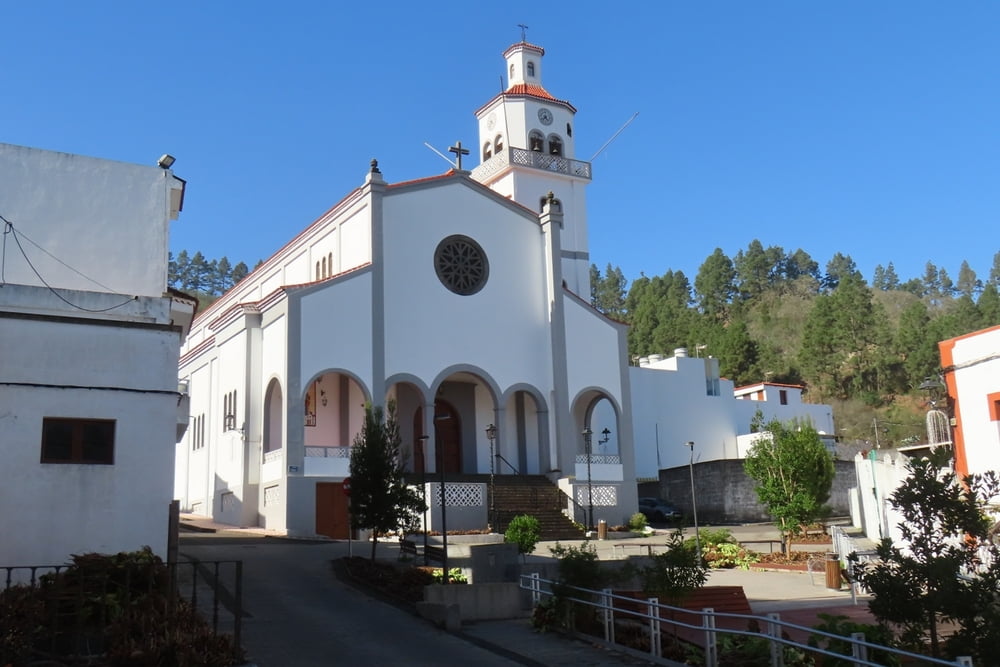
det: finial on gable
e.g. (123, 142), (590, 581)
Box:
(370, 159), (381, 174)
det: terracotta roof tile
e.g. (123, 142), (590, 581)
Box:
(506, 83), (555, 100)
(503, 42), (545, 58)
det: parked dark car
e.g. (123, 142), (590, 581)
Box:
(638, 497), (681, 522)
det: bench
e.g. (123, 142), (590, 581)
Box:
(613, 543), (656, 559)
(424, 544), (446, 565)
(399, 538), (418, 561)
(399, 538), (446, 566)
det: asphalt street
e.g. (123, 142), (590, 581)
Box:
(179, 536), (527, 667)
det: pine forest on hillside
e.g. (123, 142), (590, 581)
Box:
(592, 242), (1000, 448)
(170, 243), (1000, 450)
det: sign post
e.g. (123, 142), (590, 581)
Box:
(343, 477), (352, 557)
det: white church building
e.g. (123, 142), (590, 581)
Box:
(174, 40), (637, 538)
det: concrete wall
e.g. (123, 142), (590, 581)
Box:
(657, 459), (856, 524)
(1, 291), (181, 566)
(0, 142), (181, 298)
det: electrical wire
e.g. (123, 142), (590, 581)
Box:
(0, 214), (138, 312)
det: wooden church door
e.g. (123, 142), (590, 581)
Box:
(414, 401), (462, 474)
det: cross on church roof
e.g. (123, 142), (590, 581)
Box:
(517, 23), (529, 42)
(448, 141), (470, 170)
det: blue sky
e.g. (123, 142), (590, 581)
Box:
(3, 2), (997, 289)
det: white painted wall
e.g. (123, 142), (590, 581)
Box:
(0, 288), (180, 566)
(564, 297), (624, 402)
(629, 351), (836, 479)
(298, 271), (374, 395)
(0, 143), (181, 297)
(947, 326), (1000, 477)
(382, 182), (552, 393)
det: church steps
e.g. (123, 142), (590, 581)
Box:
(404, 473), (586, 541)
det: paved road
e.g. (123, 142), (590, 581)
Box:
(180, 536), (525, 667)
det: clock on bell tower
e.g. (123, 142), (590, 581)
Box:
(470, 40), (593, 296)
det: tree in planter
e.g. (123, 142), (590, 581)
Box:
(743, 413), (834, 554)
(850, 448), (1000, 661)
(504, 514), (540, 562)
(348, 402), (426, 560)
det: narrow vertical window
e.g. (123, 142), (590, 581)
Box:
(526, 61), (535, 77)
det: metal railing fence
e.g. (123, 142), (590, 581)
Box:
(520, 573), (973, 667)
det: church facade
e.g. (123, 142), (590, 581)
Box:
(174, 41), (638, 537)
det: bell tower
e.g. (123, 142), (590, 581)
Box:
(470, 40), (593, 296)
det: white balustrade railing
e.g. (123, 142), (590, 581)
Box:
(470, 147), (592, 181)
(304, 445), (351, 459)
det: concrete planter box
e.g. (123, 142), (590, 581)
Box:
(423, 582), (529, 621)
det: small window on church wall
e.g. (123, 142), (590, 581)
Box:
(548, 135), (562, 156)
(527, 61), (535, 77)
(315, 262), (320, 280)
(328, 252), (333, 275)
(434, 234), (489, 296)
(483, 142), (492, 161)
(509, 63), (514, 80)
(494, 135), (504, 153)
(321, 257), (327, 278)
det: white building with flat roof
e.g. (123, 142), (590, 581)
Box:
(0, 143), (194, 567)
(627, 349), (835, 480)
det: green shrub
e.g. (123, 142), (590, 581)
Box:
(640, 530), (707, 604)
(543, 541), (623, 633)
(627, 512), (648, 532)
(0, 548), (245, 666)
(504, 514), (541, 559)
(703, 542), (760, 570)
(809, 613), (899, 666)
(431, 567), (468, 584)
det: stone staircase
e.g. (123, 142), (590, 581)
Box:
(490, 475), (586, 541)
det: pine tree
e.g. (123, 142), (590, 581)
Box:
(349, 402), (426, 560)
(694, 248), (736, 321)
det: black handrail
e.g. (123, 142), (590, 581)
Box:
(495, 453), (520, 475)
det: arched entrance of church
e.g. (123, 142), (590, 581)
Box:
(414, 401), (462, 474)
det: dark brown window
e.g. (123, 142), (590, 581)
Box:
(779, 390), (788, 405)
(41, 418), (115, 464)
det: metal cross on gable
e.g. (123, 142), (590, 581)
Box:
(517, 23), (529, 42)
(448, 141), (470, 170)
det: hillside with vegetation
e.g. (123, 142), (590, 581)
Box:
(592, 242), (1000, 448)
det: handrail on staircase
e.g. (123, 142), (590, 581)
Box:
(495, 453), (519, 475)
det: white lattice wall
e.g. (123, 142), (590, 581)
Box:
(576, 485), (617, 507)
(433, 483), (484, 507)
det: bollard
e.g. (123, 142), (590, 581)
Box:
(598, 519), (608, 540)
(825, 552), (842, 590)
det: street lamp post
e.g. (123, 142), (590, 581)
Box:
(686, 441), (701, 557)
(583, 427), (594, 530)
(485, 423), (497, 533)
(417, 435), (429, 556)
